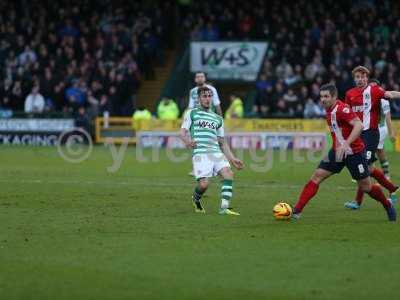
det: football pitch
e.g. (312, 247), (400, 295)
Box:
(1, 146), (399, 300)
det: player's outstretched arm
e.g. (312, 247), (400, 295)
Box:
(384, 91), (400, 99)
(218, 137), (244, 170)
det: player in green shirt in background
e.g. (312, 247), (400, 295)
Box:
(371, 79), (396, 179)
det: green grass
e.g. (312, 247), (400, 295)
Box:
(0, 146), (399, 300)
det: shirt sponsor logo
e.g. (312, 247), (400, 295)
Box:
(352, 105), (364, 112)
(197, 120), (217, 129)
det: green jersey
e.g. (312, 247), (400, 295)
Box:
(181, 108), (224, 155)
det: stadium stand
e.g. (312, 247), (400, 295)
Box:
(0, 0), (174, 119)
(1, 0), (400, 120)
(180, 0), (400, 118)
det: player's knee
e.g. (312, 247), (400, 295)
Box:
(223, 168), (234, 180)
(358, 179), (371, 193)
(220, 167), (233, 180)
(311, 170), (325, 184)
(198, 179), (209, 190)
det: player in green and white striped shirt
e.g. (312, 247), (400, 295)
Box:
(180, 86), (244, 215)
(187, 72), (222, 176)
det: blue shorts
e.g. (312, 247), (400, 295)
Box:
(318, 149), (370, 180)
(361, 129), (379, 165)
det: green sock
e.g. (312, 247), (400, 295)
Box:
(221, 179), (233, 209)
(193, 186), (204, 202)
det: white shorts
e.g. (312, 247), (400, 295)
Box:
(192, 153), (230, 179)
(378, 126), (388, 150)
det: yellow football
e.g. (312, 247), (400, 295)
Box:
(273, 202), (293, 220)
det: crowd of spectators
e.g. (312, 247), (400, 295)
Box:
(2, 0), (400, 121)
(181, 0), (400, 118)
(0, 0), (174, 119)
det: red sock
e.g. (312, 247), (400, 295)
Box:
(294, 180), (319, 213)
(370, 168), (397, 193)
(355, 186), (364, 205)
(367, 184), (391, 209)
